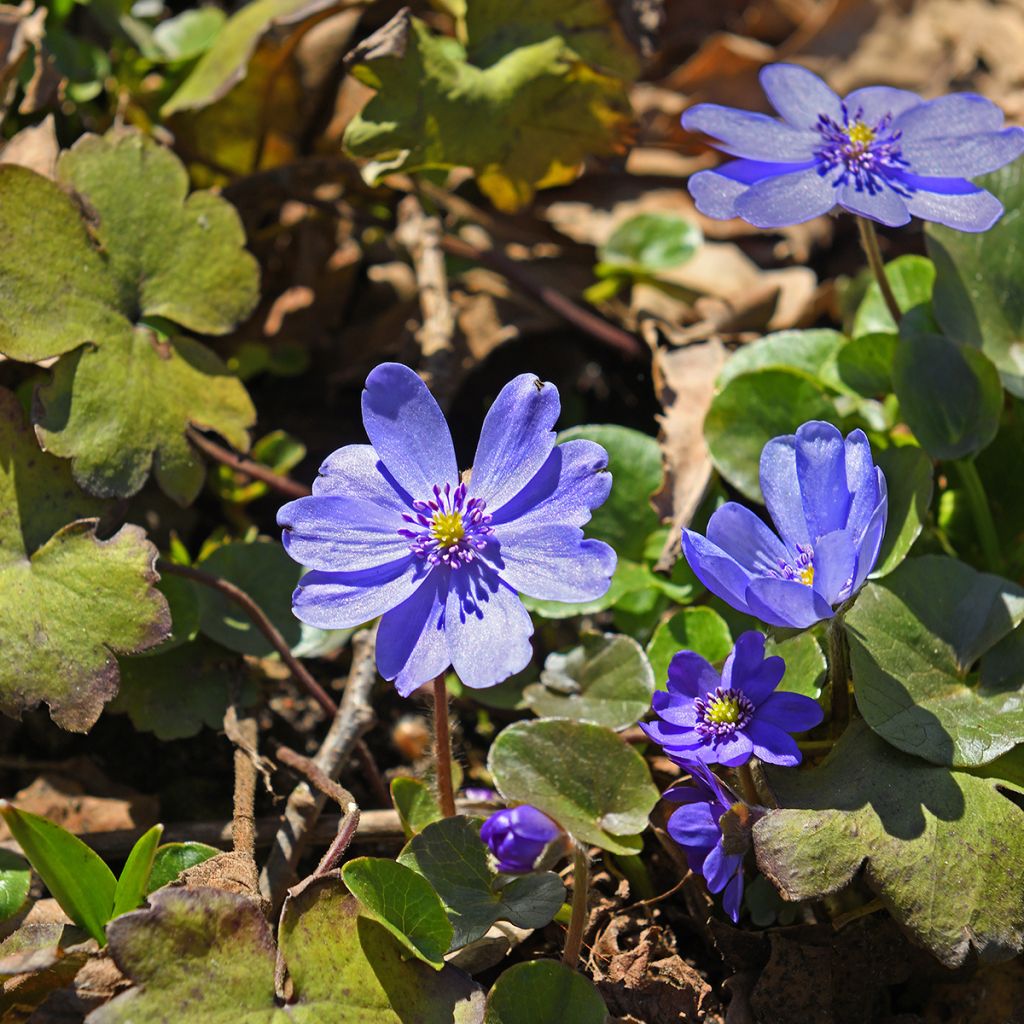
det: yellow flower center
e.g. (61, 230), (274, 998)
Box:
(845, 121), (876, 149)
(798, 564), (815, 587)
(705, 695), (742, 725)
(430, 510), (465, 548)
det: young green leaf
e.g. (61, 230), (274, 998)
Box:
(646, 607), (732, 687)
(852, 255), (935, 337)
(598, 212), (702, 275)
(0, 802), (116, 944)
(391, 777), (443, 840)
(146, 842), (221, 893)
(112, 825), (164, 919)
(0, 849), (31, 923)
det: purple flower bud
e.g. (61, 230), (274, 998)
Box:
(463, 787), (499, 803)
(480, 805), (563, 873)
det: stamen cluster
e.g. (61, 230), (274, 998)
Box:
(774, 543), (815, 587)
(814, 107), (909, 196)
(694, 686), (755, 739)
(398, 482), (494, 568)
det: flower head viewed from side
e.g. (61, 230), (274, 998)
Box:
(683, 63), (1024, 230)
(480, 805), (564, 873)
(278, 363), (615, 695)
(641, 631), (822, 767)
(663, 763), (747, 922)
(682, 421), (887, 630)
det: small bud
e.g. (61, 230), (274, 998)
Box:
(480, 805), (563, 873)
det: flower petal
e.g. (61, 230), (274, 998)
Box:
(760, 436), (810, 548)
(445, 568), (533, 688)
(279, 494), (409, 572)
(792, 421), (851, 541)
(361, 362), (458, 499)
(666, 650), (721, 699)
(721, 630), (785, 705)
(757, 690), (824, 733)
(311, 444), (413, 511)
(843, 429), (880, 539)
(666, 801), (720, 849)
(812, 528), (858, 606)
(843, 85), (922, 125)
(703, 732), (753, 767)
(706, 503), (791, 577)
(745, 717), (802, 766)
(900, 128), (1024, 177)
(377, 572), (450, 696)
(894, 94), (1006, 141)
(760, 63), (842, 128)
(681, 528), (757, 617)
(682, 104), (819, 161)
(734, 166), (838, 227)
(651, 692), (699, 727)
(855, 490), (888, 590)
(722, 872), (744, 923)
(639, 719), (703, 751)
(688, 160), (816, 219)
(838, 183), (911, 227)
(488, 440), (611, 530)
(702, 843), (738, 893)
(745, 576), (834, 629)
(470, 374), (560, 512)
(904, 184), (1005, 232)
(291, 557), (423, 630)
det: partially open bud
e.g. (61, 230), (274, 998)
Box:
(480, 805), (565, 873)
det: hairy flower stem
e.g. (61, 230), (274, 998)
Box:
(826, 615), (852, 733)
(737, 762), (760, 805)
(562, 844), (591, 970)
(856, 217), (901, 326)
(954, 459), (1004, 574)
(432, 676), (456, 817)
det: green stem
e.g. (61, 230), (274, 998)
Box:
(432, 676), (456, 817)
(856, 217), (901, 326)
(955, 459), (1003, 574)
(737, 762), (760, 805)
(826, 615), (852, 733)
(562, 844), (590, 969)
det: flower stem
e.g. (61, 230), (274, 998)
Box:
(954, 459), (1004, 574)
(737, 762), (760, 805)
(562, 843), (590, 969)
(432, 675), (456, 817)
(855, 217), (901, 326)
(826, 615), (852, 733)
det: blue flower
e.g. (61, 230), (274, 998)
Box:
(278, 363), (615, 695)
(480, 805), (564, 873)
(682, 421), (887, 629)
(683, 63), (1024, 230)
(641, 631), (822, 767)
(663, 763), (746, 922)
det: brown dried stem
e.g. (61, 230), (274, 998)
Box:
(187, 427), (312, 500)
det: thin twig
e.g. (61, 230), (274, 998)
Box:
(855, 217), (901, 325)
(157, 560), (338, 718)
(187, 427), (311, 500)
(225, 705), (261, 860)
(432, 675), (457, 817)
(313, 805), (361, 878)
(440, 235), (647, 362)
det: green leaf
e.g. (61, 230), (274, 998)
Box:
(0, 131), (258, 504)
(391, 777), (443, 840)
(0, 388), (170, 732)
(827, 332), (897, 398)
(0, 803), (116, 944)
(212, 429), (306, 504)
(599, 213), (702, 274)
(398, 816), (565, 948)
(343, 6), (636, 212)
(0, 849), (31, 923)
(488, 719), (658, 854)
(754, 722), (1024, 968)
(766, 631), (826, 699)
(847, 555), (1024, 766)
(483, 960), (608, 1024)
(645, 607), (732, 687)
(341, 857), (454, 969)
(892, 330), (1002, 460)
(151, 7), (227, 63)
(146, 842), (221, 893)
(927, 161), (1024, 398)
(852, 255), (935, 337)
(871, 445), (934, 577)
(717, 329), (846, 389)
(148, 573), (201, 654)
(705, 369), (836, 501)
(112, 825), (164, 919)
(524, 633), (654, 730)
(111, 638), (256, 740)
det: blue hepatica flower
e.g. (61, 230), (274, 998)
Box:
(682, 421), (887, 630)
(278, 363), (615, 695)
(683, 62), (1024, 230)
(480, 805), (564, 873)
(663, 763), (746, 922)
(641, 631), (822, 767)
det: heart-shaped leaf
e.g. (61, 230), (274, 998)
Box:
(847, 555), (1024, 766)
(483, 960), (607, 1024)
(646, 607), (732, 687)
(391, 778), (443, 840)
(488, 719), (658, 854)
(717, 329), (845, 389)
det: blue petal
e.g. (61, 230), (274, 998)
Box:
(688, 160), (815, 220)
(734, 165), (838, 228)
(760, 436), (811, 548)
(812, 529), (858, 606)
(682, 104), (819, 161)
(843, 85), (922, 124)
(311, 444), (414, 511)
(702, 843), (736, 893)
(856, 490), (889, 589)
(666, 650), (721, 699)
(706, 503), (791, 576)
(681, 528), (757, 617)
(904, 184), (1005, 232)
(470, 373), (560, 513)
(901, 128), (1024, 178)
(898, 172), (985, 195)
(666, 801), (720, 849)
(760, 63), (842, 128)
(894, 94), (1006, 141)
(488, 440), (611, 529)
(757, 691), (824, 733)
(722, 872), (744, 923)
(651, 693), (699, 727)
(843, 429), (880, 540)
(722, 630), (784, 706)
(639, 719), (703, 751)
(745, 576), (833, 629)
(745, 717), (802, 766)
(279, 494), (409, 572)
(361, 362), (458, 499)
(377, 571), (450, 696)
(703, 733), (753, 767)
(291, 557), (422, 630)
(488, 524), (615, 602)
(445, 568), (533, 688)
(792, 421), (851, 540)
(838, 182), (911, 226)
